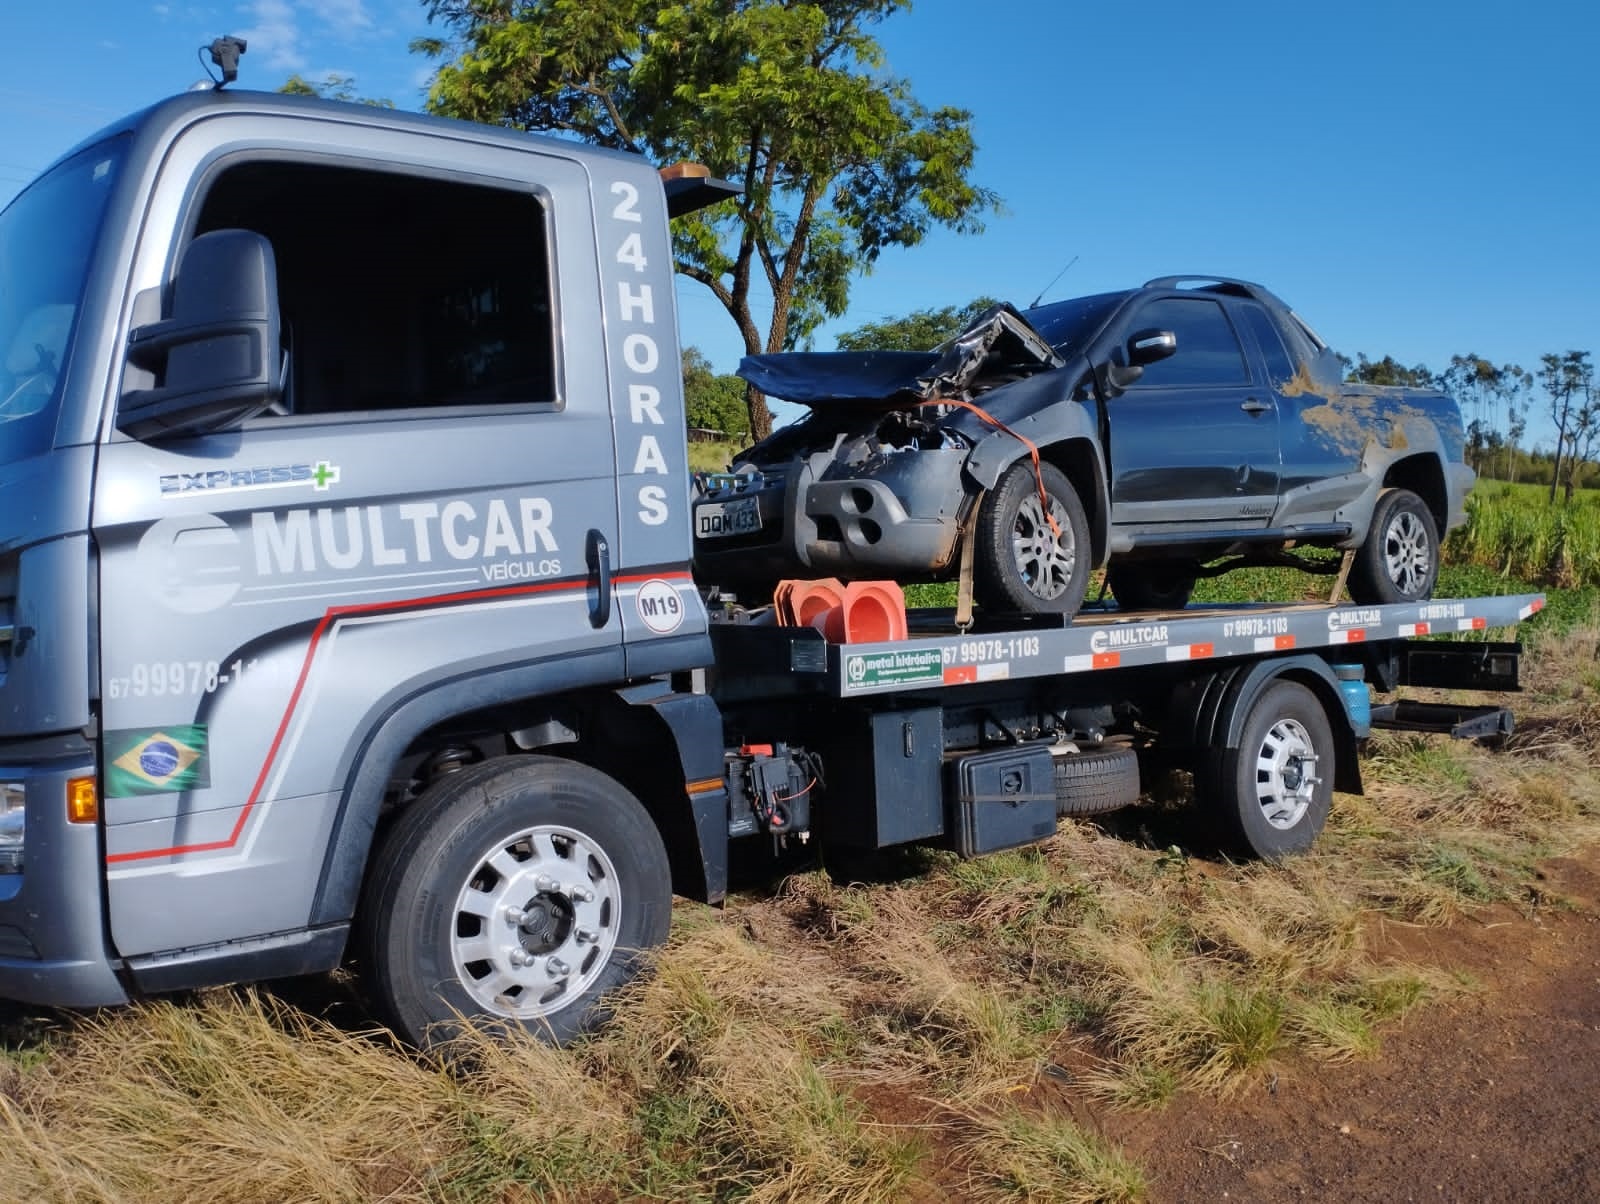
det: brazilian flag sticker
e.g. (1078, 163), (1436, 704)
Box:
(105, 725), (211, 798)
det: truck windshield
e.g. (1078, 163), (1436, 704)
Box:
(0, 139), (124, 463)
(1022, 291), (1127, 357)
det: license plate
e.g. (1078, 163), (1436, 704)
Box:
(696, 496), (762, 539)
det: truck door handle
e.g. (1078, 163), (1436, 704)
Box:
(1240, 397), (1270, 415)
(586, 529), (612, 629)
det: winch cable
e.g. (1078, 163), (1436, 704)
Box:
(920, 397), (1062, 539)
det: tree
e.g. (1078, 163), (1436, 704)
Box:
(682, 346), (755, 435)
(1344, 353), (1435, 388)
(1495, 365), (1533, 483)
(1539, 350), (1593, 502)
(278, 74), (395, 107)
(835, 296), (1000, 352)
(415, 0), (998, 439)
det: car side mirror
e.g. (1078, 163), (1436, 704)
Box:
(118, 229), (283, 440)
(1127, 328), (1178, 367)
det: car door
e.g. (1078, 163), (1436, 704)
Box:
(1103, 295), (1282, 533)
(90, 117), (628, 959)
(1233, 301), (1367, 523)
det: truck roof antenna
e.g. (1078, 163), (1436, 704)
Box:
(201, 35), (248, 89)
(1027, 254), (1079, 310)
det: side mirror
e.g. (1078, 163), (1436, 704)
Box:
(1127, 328), (1178, 367)
(118, 229), (282, 440)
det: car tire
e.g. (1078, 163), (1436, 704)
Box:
(1206, 680), (1334, 860)
(975, 461), (1092, 618)
(358, 755), (672, 1049)
(1347, 487), (1439, 604)
(1107, 561), (1197, 612)
(1054, 745), (1142, 816)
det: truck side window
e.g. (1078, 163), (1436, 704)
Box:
(1128, 297), (1247, 388)
(1236, 303), (1296, 386)
(192, 160), (557, 415)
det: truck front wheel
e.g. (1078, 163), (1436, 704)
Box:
(358, 755), (672, 1048)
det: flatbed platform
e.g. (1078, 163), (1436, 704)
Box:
(703, 593), (1545, 702)
(829, 594), (1544, 696)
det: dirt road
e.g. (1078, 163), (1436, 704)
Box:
(1102, 846), (1600, 1202)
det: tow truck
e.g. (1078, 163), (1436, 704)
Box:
(0, 51), (1541, 1045)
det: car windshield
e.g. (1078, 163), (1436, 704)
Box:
(1022, 291), (1127, 356)
(0, 138), (124, 463)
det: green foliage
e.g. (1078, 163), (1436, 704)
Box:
(416, 0), (998, 439)
(835, 295), (1001, 352)
(1342, 352), (1436, 388)
(681, 346), (751, 435)
(1445, 482), (1600, 588)
(277, 74), (395, 107)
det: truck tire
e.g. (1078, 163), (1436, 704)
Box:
(358, 755), (672, 1049)
(1106, 561), (1196, 612)
(1208, 680), (1334, 859)
(1053, 745), (1142, 816)
(975, 461), (1092, 618)
(1347, 487), (1439, 604)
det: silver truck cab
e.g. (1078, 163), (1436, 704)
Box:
(0, 90), (727, 1013)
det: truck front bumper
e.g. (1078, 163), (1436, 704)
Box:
(0, 735), (129, 1007)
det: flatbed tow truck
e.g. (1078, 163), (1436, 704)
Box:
(0, 64), (1542, 1046)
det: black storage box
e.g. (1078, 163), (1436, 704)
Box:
(946, 745), (1057, 857)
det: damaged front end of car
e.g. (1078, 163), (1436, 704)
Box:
(691, 305), (1079, 599)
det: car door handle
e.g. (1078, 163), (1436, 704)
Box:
(586, 529), (612, 629)
(1240, 397), (1271, 415)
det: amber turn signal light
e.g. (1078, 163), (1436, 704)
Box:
(67, 777), (98, 824)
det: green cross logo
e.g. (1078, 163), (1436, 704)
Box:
(311, 461), (341, 491)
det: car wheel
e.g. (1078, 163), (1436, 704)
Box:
(1053, 745), (1142, 816)
(1207, 680), (1334, 860)
(358, 756), (672, 1049)
(1107, 561), (1196, 612)
(1348, 487), (1439, 604)
(975, 461), (1091, 618)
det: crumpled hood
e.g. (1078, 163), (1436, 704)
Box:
(738, 303), (1064, 406)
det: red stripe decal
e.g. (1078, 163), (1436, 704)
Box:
(944, 666), (978, 685)
(1189, 642), (1213, 659)
(1092, 652), (1121, 669)
(107, 570), (692, 865)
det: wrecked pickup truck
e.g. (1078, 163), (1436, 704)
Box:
(691, 276), (1475, 618)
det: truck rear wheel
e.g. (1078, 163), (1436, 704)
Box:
(358, 755), (671, 1048)
(1106, 560), (1197, 612)
(1208, 680), (1334, 859)
(1348, 487), (1439, 604)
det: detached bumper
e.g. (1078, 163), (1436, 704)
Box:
(0, 736), (128, 1007)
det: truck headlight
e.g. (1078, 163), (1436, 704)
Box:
(0, 783), (21, 872)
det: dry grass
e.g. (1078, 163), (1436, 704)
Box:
(0, 624), (1596, 1201)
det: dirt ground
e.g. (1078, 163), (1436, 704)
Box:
(1096, 845), (1600, 1203)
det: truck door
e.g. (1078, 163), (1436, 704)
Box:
(1104, 295), (1282, 532)
(589, 164), (711, 678)
(90, 123), (629, 959)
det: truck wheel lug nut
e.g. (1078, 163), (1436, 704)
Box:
(503, 907), (525, 926)
(575, 928), (597, 944)
(533, 875), (557, 893)
(546, 958), (570, 978)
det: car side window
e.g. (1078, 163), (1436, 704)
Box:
(1236, 303), (1296, 386)
(1129, 297), (1247, 388)
(191, 159), (558, 417)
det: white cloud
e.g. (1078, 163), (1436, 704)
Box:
(237, 0), (306, 72)
(317, 0), (373, 35)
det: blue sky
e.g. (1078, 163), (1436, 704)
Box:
(3, 0), (1595, 447)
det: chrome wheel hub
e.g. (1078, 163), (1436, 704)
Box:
(1254, 717), (1321, 830)
(1011, 492), (1076, 600)
(1383, 510), (1431, 597)
(450, 823), (620, 1019)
